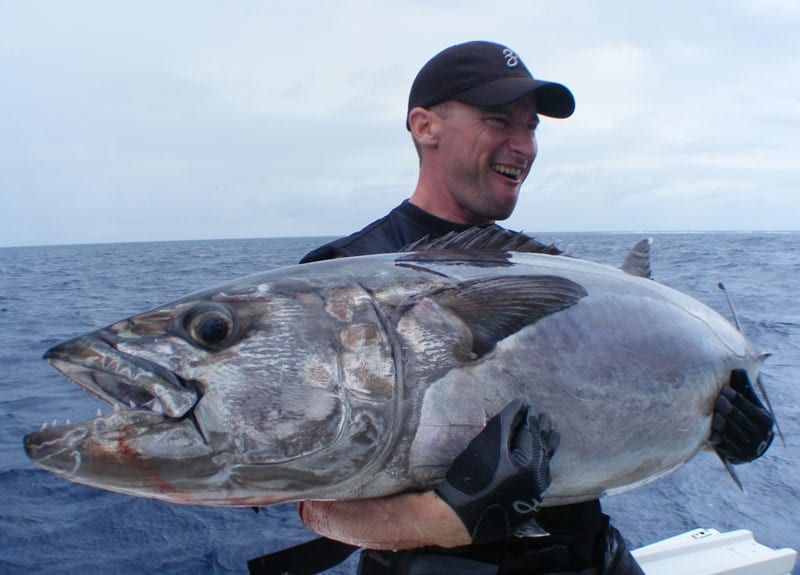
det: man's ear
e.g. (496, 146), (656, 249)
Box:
(408, 107), (439, 144)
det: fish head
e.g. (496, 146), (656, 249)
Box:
(24, 269), (398, 506)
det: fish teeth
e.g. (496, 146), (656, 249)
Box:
(96, 408), (102, 418)
(41, 421), (48, 430)
(143, 398), (164, 415)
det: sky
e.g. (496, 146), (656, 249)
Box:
(2, 0), (799, 247)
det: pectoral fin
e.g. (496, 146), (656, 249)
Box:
(430, 275), (588, 357)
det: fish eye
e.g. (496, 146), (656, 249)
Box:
(184, 304), (235, 349)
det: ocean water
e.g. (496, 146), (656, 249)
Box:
(1, 233), (798, 574)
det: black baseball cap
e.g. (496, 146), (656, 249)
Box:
(407, 41), (575, 128)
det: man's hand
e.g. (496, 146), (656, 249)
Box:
(434, 399), (560, 544)
(297, 400), (558, 550)
(710, 369), (775, 464)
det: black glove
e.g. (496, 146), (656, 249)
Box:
(434, 399), (560, 544)
(710, 369), (774, 464)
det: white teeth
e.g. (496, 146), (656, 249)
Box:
(129, 400), (136, 408)
(493, 164), (523, 178)
(97, 408), (103, 418)
(41, 422), (48, 430)
(52, 419), (57, 427)
(66, 419), (71, 425)
(113, 403), (120, 412)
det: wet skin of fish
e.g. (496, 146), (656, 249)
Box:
(24, 243), (765, 507)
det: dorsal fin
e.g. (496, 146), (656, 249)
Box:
(621, 238), (653, 278)
(429, 275), (587, 357)
(401, 227), (563, 255)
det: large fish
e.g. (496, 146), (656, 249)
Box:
(24, 230), (768, 507)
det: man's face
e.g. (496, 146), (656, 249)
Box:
(433, 95), (539, 224)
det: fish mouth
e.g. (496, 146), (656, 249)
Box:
(43, 333), (200, 420)
(25, 333), (216, 504)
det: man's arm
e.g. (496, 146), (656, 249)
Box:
(299, 400), (558, 549)
(298, 491), (470, 550)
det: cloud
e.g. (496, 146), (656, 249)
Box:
(1, 0), (798, 247)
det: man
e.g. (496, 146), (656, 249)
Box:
(292, 41), (775, 574)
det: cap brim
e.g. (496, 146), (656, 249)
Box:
(452, 77), (575, 118)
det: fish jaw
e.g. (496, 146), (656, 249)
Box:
(23, 411), (301, 506)
(29, 334), (225, 504)
(23, 411), (220, 505)
(24, 350), (355, 507)
(44, 333), (200, 418)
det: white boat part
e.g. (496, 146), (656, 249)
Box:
(632, 528), (797, 575)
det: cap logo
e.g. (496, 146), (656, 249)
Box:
(502, 48), (519, 68)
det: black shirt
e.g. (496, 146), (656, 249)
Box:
(300, 200), (496, 262)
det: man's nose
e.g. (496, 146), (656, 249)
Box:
(508, 127), (536, 158)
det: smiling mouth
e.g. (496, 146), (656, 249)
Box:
(492, 163), (525, 181)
